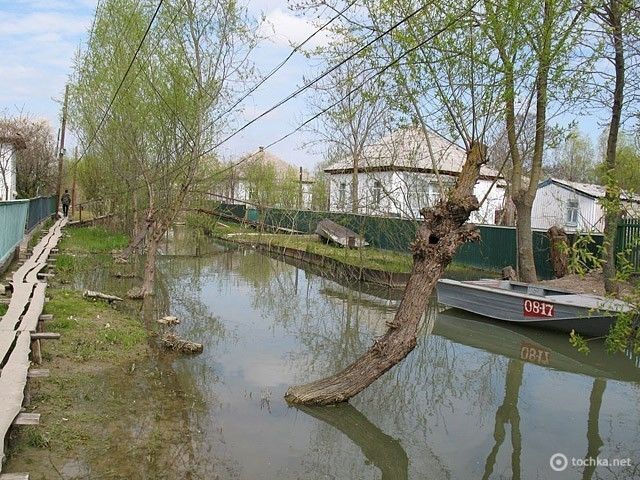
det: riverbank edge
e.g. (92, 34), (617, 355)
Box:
(2, 225), (197, 477)
(206, 229), (495, 288)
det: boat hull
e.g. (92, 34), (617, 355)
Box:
(436, 279), (620, 337)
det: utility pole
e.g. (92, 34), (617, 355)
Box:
(55, 84), (69, 214)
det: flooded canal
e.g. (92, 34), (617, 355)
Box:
(86, 231), (640, 479)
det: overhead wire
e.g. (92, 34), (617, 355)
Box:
(74, 0), (165, 166)
(80, 1), (478, 205)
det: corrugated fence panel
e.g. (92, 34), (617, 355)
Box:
(25, 196), (56, 232)
(455, 226), (517, 272)
(0, 200), (29, 266)
(217, 203), (609, 279)
(616, 218), (640, 272)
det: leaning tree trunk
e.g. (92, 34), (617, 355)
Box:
(285, 142), (486, 406)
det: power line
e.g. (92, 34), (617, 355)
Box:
(201, 1), (436, 157)
(206, 1), (478, 181)
(210, 0), (358, 125)
(74, 0), (165, 166)
(81, 0), (476, 204)
(73, 0), (353, 167)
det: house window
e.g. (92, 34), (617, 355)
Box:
(426, 183), (440, 206)
(372, 180), (382, 208)
(566, 199), (579, 225)
(338, 182), (347, 209)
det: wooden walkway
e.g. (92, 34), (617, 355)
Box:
(0, 218), (66, 479)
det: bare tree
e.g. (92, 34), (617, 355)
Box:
(306, 60), (389, 213)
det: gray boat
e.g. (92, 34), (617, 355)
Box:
(436, 278), (635, 337)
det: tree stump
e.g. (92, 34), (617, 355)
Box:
(502, 266), (517, 281)
(548, 226), (568, 278)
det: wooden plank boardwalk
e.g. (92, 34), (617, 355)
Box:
(0, 217), (67, 478)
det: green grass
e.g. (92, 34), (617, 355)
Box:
(263, 234), (413, 273)
(207, 221), (496, 277)
(60, 226), (129, 253)
(44, 290), (147, 362)
(210, 223), (414, 273)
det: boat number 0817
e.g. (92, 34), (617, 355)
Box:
(523, 299), (554, 317)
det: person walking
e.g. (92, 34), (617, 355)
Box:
(61, 189), (71, 217)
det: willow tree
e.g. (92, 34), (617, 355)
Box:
(481, 0), (587, 282)
(286, 0), (503, 405)
(71, 0), (256, 296)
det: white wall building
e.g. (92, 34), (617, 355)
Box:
(0, 134), (26, 201)
(531, 178), (640, 233)
(324, 126), (505, 224)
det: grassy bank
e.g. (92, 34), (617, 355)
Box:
(198, 217), (493, 278)
(4, 226), (202, 478)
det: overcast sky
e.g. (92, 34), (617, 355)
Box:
(0, 0), (614, 172)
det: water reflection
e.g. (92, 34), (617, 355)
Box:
(297, 403), (409, 480)
(583, 378), (605, 480)
(482, 359), (523, 480)
(71, 229), (640, 479)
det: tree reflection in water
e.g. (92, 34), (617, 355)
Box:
(297, 403), (409, 480)
(482, 359), (524, 480)
(147, 235), (640, 479)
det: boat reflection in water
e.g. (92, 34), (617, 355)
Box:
(146, 238), (639, 480)
(435, 308), (640, 382)
(435, 308), (636, 480)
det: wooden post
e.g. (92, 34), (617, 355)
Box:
(55, 84), (70, 214)
(299, 166), (303, 209)
(31, 339), (42, 364)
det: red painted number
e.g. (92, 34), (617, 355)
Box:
(523, 299), (555, 318)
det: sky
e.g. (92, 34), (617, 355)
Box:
(0, 0), (330, 170)
(0, 0), (616, 173)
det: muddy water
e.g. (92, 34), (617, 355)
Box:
(79, 230), (640, 479)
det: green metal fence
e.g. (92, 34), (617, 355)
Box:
(616, 218), (640, 273)
(0, 200), (29, 266)
(25, 196), (56, 232)
(214, 203), (608, 280)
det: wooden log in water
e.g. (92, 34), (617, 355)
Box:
(83, 290), (123, 302)
(161, 332), (203, 354)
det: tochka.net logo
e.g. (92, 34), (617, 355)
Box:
(550, 453), (633, 472)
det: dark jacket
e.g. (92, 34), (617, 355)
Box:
(61, 193), (71, 206)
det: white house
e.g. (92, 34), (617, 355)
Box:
(531, 178), (640, 233)
(324, 126), (506, 224)
(0, 134), (26, 201)
(215, 147), (315, 209)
